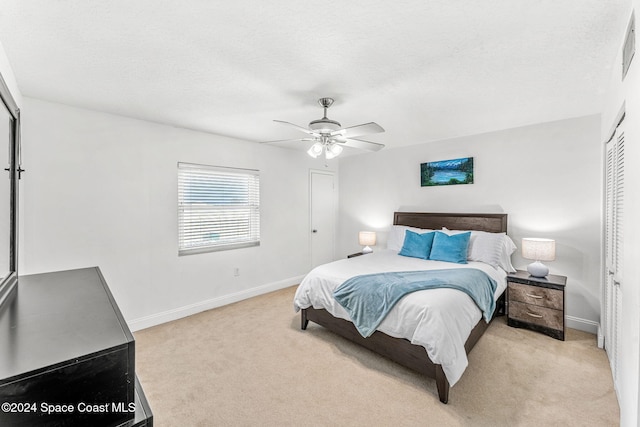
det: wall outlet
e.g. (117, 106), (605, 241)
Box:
(233, 268), (240, 277)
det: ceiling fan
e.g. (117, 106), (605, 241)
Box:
(264, 97), (385, 159)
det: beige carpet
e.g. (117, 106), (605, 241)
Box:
(134, 286), (619, 426)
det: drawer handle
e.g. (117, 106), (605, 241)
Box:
(526, 311), (543, 319)
(525, 293), (543, 299)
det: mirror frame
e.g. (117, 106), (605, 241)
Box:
(0, 70), (20, 309)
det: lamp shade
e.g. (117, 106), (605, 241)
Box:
(307, 142), (323, 158)
(522, 238), (556, 261)
(359, 231), (376, 247)
(325, 143), (343, 159)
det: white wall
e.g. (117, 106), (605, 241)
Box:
(19, 97), (337, 330)
(0, 39), (22, 109)
(602, 5), (639, 426)
(337, 115), (602, 332)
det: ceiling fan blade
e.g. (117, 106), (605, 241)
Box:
(260, 137), (316, 144)
(340, 138), (385, 152)
(331, 122), (384, 138)
(273, 120), (317, 135)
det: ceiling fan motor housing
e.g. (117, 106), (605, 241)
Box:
(309, 97), (341, 132)
(309, 117), (341, 132)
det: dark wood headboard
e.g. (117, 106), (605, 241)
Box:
(393, 212), (507, 233)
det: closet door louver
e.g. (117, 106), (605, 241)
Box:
(604, 122), (624, 393)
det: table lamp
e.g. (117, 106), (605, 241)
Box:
(522, 238), (555, 277)
(359, 231), (376, 254)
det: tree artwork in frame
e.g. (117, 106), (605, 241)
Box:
(421, 157), (474, 187)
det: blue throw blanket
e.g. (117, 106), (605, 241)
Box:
(333, 268), (497, 338)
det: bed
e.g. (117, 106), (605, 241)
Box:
(293, 212), (511, 403)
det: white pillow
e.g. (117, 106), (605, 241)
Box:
(442, 228), (517, 272)
(500, 235), (517, 273)
(468, 231), (505, 268)
(387, 225), (434, 252)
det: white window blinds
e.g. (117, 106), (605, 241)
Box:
(178, 162), (260, 255)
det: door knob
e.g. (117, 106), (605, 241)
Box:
(312, 229), (317, 233)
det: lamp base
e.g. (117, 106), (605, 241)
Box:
(362, 246), (373, 254)
(527, 261), (549, 278)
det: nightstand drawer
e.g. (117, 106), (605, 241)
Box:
(509, 301), (563, 331)
(508, 282), (562, 310)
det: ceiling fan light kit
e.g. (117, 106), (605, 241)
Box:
(306, 140), (343, 159)
(307, 142), (324, 158)
(325, 142), (343, 159)
(267, 97), (385, 160)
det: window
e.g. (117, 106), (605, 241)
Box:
(178, 162), (260, 255)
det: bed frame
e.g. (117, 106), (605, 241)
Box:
(300, 212), (508, 404)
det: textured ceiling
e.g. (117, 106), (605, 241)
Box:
(0, 1), (631, 152)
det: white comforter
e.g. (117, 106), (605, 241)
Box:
(293, 249), (506, 386)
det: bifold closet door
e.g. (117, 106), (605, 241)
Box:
(604, 120), (624, 393)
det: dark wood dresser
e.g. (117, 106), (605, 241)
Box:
(507, 270), (567, 340)
(0, 267), (153, 426)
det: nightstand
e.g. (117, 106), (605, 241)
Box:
(347, 252), (366, 258)
(507, 270), (567, 340)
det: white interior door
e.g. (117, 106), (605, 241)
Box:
(310, 170), (335, 268)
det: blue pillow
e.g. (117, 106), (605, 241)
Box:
(398, 230), (435, 259)
(428, 231), (471, 264)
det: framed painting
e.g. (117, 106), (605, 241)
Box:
(421, 157), (474, 187)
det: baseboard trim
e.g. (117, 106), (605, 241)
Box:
(597, 324), (604, 348)
(566, 315), (599, 335)
(128, 275), (304, 332)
